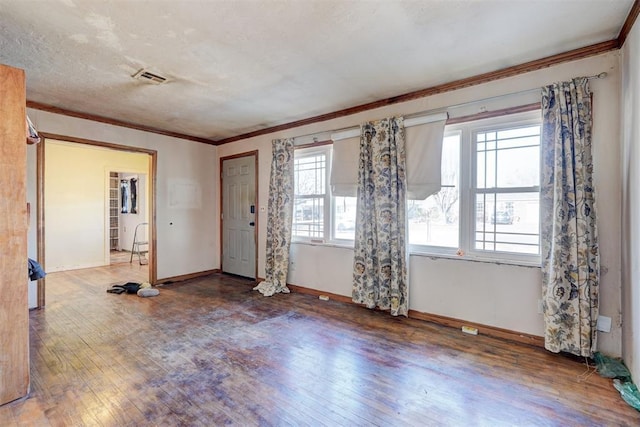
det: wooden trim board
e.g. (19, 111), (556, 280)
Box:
(27, 101), (217, 145)
(0, 63), (29, 405)
(36, 133), (159, 287)
(287, 282), (544, 348)
(157, 269), (221, 285)
(618, 0), (640, 48)
(215, 40), (618, 145)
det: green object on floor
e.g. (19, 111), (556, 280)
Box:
(613, 379), (640, 411)
(594, 352), (632, 381)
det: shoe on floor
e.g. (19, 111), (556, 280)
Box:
(137, 288), (159, 298)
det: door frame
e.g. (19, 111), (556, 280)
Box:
(220, 150), (259, 280)
(36, 133), (158, 308)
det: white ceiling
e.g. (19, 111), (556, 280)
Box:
(0, 0), (634, 143)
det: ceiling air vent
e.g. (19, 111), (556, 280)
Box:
(132, 68), (168, 84)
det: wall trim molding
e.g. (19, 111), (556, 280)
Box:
(28, 36), (625, 147)
(288, 283), (544, 348)
(407, 310), (545, 348)
(157, 269), (221, 285)
(40, 132), (158, 155)
(215, 40), (618, 145)
(618, 0), (640, 48)
(287, 284), (352, 304)
(27, 101), (217, 145)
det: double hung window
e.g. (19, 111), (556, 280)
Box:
(292, 146), (329, 239)
(291, 110), (541, 264)
(409, 110), (541, 264)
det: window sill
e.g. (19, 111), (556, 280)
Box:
(291, 240), (541, 268)
(291, 240), (355, 250)
(409, 249), (541, 268)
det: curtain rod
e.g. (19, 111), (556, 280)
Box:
(294, 72), (608, 144)
(440, 71), (608, 113)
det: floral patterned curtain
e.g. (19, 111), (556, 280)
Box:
(352, 117), (408, 316)
(541, 78), (599, 357)
(254, 138), (295, 297)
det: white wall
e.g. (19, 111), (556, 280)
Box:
(45, 140), (150, 271)
(621, 17), (640, 382)
(217, 51), (623, 356)
(27, 109), (218, 281)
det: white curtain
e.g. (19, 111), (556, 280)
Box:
(404, 117), (446, 199)
(330, 113), (446, 200)
(330, 135), (360, 197)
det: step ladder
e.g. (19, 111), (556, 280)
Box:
(130, 222), (149, 265)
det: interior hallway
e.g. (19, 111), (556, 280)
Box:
(1, 262), (638, 425)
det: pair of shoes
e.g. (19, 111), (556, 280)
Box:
(137, 288), (159, 298)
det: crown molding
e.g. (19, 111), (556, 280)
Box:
(216, 40), (618, 145)
(26, 101), (218, 145)
(618, 0), (640, 48)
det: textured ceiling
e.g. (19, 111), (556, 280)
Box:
(0, 0), (634, 142)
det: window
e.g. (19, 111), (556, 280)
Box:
(409, 110), (541, 264)
(292, 110), (541, 264)
(293, 145), (357, 242)
(408, 133), (460, 249)
(473, 123), (540, 256)
(292, 146), (329, 239)
(333, 196), (357, 240)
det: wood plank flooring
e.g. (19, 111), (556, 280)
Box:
(1, 263), (639, 426)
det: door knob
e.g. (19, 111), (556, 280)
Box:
(249, 222), (255, 226)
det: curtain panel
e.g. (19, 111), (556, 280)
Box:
(540, 78), (599, 357)
(352, 117), (409, 316)
(254, 138), (295, 297)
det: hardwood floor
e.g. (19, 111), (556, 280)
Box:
(1, 263), (639, 426)
(110, 250), (145, 266)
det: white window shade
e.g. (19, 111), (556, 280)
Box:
(405, 116), (447, 199)
(329, 135), (360, 197)
(329, 112), (447, 199)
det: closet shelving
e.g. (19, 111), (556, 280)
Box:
(109, 172), (119, 250)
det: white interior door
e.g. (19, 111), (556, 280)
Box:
(222, 155), (256, 278)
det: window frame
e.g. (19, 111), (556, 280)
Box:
(407, 129), (462, 256)
(410, 110), (542, 266)
(291, 109), (542, 266)
(291, 145), (331, 242)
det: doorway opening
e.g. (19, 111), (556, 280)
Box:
(36, 133), (157, 308)
(109, 171), (150, 266)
